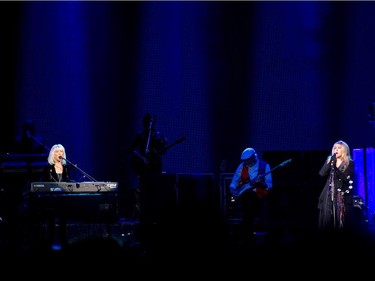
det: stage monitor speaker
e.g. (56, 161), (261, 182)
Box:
(139, 173), (177, 223)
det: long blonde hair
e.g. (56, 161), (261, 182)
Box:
(332, 140), (351, 171)
(47, 144), (67, 165)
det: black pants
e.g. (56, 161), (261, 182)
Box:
(238, 189), (270, 235)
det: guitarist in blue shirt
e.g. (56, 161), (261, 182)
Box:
(229, 147), (273, 244)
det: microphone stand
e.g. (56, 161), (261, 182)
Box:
(145, 121), (153, 154)
(29, 134), (50, 152)
(62, 157), (97, 182)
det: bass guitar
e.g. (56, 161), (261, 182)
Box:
(231, 158), (292, 200)
(132, 136), (186, 170)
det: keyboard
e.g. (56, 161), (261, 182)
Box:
(30, 181), (118, 193)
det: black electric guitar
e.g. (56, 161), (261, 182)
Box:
(157, 136), (186, 156)
(132, 136), (186, 171)
(231, 158), (292, 200)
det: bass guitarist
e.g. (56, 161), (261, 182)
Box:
(130, 113), (167, 176)
(129, 113), (169, 252)
(229, 147), (273, 243)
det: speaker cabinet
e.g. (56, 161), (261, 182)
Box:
(176, 173), (218, 220)
(139, 173), (177, 223)
(138, 173), (220, 223)
(219, 172), (241, 219)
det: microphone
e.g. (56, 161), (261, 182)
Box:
(58, 155), (67, 164)
(330, 154), (336, 166)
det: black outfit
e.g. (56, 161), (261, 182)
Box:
(130, 129), (167, 176)
(38, 164), (71, 248)
(42, 164), (70, 183)
(130, 118), (167, 193)
(130, 115), (167, 212)
(130, 114), (168, 254)
(318, 158), (354, 231)
(238, 181), (270, 234)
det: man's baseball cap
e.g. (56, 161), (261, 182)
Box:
(241, 148), (256, 160)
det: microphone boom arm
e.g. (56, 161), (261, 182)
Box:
(61, 157), (97, 182)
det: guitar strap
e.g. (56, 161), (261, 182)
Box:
(240, 164), (250, 182)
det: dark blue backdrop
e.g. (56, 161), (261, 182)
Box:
(1, 1), (374, 216)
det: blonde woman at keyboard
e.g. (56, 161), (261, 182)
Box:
(42, 144), (71, 183)
(39, 143), (71, 249)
